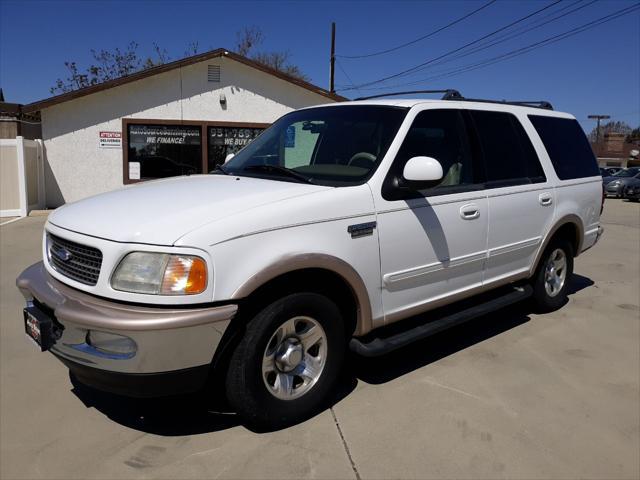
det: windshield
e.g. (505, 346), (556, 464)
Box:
(220, 105), (408, 186)
(613, 167), (640, 177)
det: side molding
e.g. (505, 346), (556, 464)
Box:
(529, 214), (585, 277)
(231, 253), (373, 336)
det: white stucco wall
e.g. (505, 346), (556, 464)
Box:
(40, 57), (336, 206)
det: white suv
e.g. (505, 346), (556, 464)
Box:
(18, 92), (604, 428)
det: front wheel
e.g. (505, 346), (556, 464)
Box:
(225, 292), (345, 429)
(530, 239), (574, 313)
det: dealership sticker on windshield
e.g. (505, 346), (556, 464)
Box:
(99, 131), (122, 149)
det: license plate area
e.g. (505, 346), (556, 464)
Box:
(24, 306), (56, 351)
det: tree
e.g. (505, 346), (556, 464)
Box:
(235, 26), (309, 81)
(588, 120), (633, 142)
(50, 27), (308, 94)
(626, 127), (640, 144)
(50, 41), (198, 94)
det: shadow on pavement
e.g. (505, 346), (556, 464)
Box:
(71, 274), (595, 434)
(71, 380), (241, 435)
(349, 274), (594, 385)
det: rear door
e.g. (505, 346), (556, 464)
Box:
(468, 109), (554, 284)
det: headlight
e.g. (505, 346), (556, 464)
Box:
(111, 252), (207, 295)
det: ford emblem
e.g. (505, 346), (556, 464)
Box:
(53, 247), (72, 262)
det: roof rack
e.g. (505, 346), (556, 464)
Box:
(459, 97), (554, 110)
(353, 89), (553, 110)
(354, 89), (462, 101)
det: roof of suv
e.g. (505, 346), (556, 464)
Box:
(306, 98), (575, 119)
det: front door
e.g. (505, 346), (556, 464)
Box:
(375, 109), (489, 323)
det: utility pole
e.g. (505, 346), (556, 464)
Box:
(588, 114), (610, 144)
(330, 22), (336, 93)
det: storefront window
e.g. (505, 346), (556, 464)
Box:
(127, 124), (202, 180)
(207, 126), (264, 171)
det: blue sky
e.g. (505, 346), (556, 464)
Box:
(1, 0), (638, 133)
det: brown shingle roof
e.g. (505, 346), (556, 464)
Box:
(23, 48), (346, 113)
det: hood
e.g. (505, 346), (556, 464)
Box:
(48, 175), (329, 245)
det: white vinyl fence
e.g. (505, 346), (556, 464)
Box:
(0, 137), (45, 217)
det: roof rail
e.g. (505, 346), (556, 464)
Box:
(354, 89), (462, 101)
(458, 97), (554, 110)
(353, 89), (553, 110)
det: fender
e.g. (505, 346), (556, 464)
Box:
(529, 214), (585, 277)
(231, 253), (374, 336)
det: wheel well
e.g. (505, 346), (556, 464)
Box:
(236, 268), (359, 338)
(551, 222), (580, 257)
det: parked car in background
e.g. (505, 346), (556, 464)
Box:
(17, 94), (604, 429)
(604, 167), (640, 198)
(600, 167), (622, 176)
(622, 173), (640, 201)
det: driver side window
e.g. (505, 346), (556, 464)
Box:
(383, 109), (480, 199)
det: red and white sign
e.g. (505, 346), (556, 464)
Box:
(99, 131), (122, 149)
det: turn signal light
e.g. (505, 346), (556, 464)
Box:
(161, 255), (207, 295)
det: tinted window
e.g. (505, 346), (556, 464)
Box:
(127, 124), (202, 180)
(383, 109), (479, 199)
(528, 115), (599, 180)
(470, 110), (545, 185)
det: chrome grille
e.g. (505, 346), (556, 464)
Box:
(47, 233), (103, 286)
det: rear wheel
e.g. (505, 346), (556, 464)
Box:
(530, 239), (574, 313)
(225, 292), (345, 429)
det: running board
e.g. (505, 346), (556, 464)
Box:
(349, 285), (532, 357)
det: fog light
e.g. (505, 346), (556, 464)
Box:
(86, 331), (137, 357)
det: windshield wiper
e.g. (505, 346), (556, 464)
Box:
(213, 164), (230, 175)
(243, 164), (314, 184)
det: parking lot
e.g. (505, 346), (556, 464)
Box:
(1, 200), (638, 480)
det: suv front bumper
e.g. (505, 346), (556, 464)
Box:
(16, 262), (237, 397)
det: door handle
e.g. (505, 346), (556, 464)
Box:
(539, 193), (553, 206)
(460, 203), (480, 220)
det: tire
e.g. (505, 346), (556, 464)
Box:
(226, 292), (345, 429)
(530, 238), (574, 313)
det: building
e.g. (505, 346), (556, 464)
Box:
(591, 132), (640, 168)
(20, 49), (344, 208)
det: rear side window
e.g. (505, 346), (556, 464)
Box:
(528, 115), (599, 180)
(469, 110), (546, 186)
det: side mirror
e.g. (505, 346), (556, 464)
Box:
(401, 156), (443, 189)
(225, 153), (235, 163)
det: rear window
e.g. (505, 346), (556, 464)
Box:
(469, 110), (546, 186)
(528, 115), (599, 180)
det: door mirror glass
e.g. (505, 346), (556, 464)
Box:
(402, 156), (443, 189)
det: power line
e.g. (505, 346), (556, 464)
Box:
(340, 3), (640, 92)
(445, 0), (584, 55)
(336, 0), (497, 59)
(343, 0), (564, 90)
(332, 1), (590, 90)
(335, 58), (363, 97)
(422, 0), (598, 73)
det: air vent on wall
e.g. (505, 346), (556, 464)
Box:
(208, 65), (221, 82)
